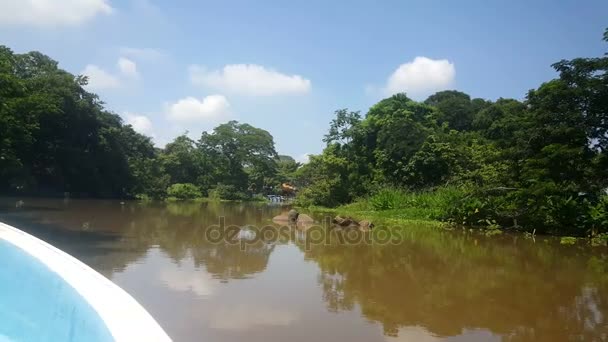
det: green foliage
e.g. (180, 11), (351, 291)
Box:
(443, 189), (510, 227)
(294, 144), (360, 207)
(166, 183), (201, 200)
(3, 27), (608, 235)
(369, 188), (410, 210)
(251, 193), (269, 202)
(484, 228), (503, 237)
(424, 90), (489, 131)
(161, 135), (206, 187)
(200, 121), (278, 194)
(590, 233), (608, 247)
(366, 187), (464, 212)
(335, 186), (467, 221)
(403, 134), (458, 188)
(295, 27), (608, 235)
(208, 184), (249, 201)
(0, 46), (158, 197)
(0, 46), (287, 201)
(295, 176), (343, 207)
(274, 155), (300, 184)
(590, 195), (608, 231)
(367, 94), (437, 185)
(560, 237), (578, 245)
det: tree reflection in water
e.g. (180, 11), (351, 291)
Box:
(298, 228), (608, 341)
(1, 198), (608, 341)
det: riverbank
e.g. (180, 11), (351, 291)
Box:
(299, 187), (461, 229)
(297, 185), (608, 246)
(303, 203), (608, 246)
(164, 196), (267, 203)
(305, 205), (445, 228)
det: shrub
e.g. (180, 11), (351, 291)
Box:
(485, 228), (503, 237)
(591, 233), (608, 247)
(251, 193), (268, 202)
(446, 194), (492, 226)
(560, 237), (577, 245)
(444, 187), (515, 227)
(369, 188), (408, 210)
(208, 184), (248, 201)
(369, 186), (465, 213)
(166, 183), (201, 200)
(589, 195), (608, 233)
(135, 193), (152, 201)
(294, 178), (346, 207)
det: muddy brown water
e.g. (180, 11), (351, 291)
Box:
(1, 198), (607, 342)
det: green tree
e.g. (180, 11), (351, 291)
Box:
(166, 183), (202, 200)
(199, 121), (278, 195)
(274, 155), (300, 184)
(365, 94), (436, 186)
(424, 90), (489, 131)
(160, 134), (209, 190)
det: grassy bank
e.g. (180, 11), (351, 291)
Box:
(299, 187), (608, 245)
(300, 187), (465, 229)
(164, 196), (268, 203)
(305, 205), (446, 228)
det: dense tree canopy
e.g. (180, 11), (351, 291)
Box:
(1, 28), (607, 234)
(0, 47), (158, 197)
(295, 29), (608, 234)
(0, 47), (288, 200)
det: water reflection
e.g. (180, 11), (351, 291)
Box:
(300, 230), (608, 341)
(384, 327), (500, 342)
(1, 198), (607, 342)
(209, 305), (299, 331)
(158, 250), (217, 297)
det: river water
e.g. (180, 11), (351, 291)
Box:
(1, 198), (607, 342)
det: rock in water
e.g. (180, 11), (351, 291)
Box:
(288, 209), (299, 223)
(359, 220), (374, 231)
(332, 215), (345, 225)
(297, 214), (314, 223)
(333, 215), (356, 227)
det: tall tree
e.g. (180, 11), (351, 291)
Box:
(199, 121), (278, 192)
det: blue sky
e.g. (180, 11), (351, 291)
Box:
(1, 0), (607, 161)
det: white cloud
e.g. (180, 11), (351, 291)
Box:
(118, 57), (139, 78)
(209, 305), (298, 331)
(190, 64), (311, 96)
(81, 57), (141, 91)
(159, 265), (216, 297)
(295, 153), (311, 164)
(384, 56), (455, 100)
(166, 95), (231, 122)
(155, 250), (217, 297)
(124, 113), (153, 136)
(0, 0), (112, 27)
(81, 64), (121, 90)
(384, 327), (442, 342)
(385, 327), (500, 342)
(119, 47), (167, 61)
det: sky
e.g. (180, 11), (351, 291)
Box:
(0, 0), (607, 162)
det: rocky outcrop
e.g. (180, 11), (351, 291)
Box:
(358, 220), (374, 230)
(273, 210), (314, 225)
(332, 215), (374, 231)
(332, 215), (354, 227)
(287, 209), (299, 223)
(297, 214), (314, 223)
(272, 211), (372, 231)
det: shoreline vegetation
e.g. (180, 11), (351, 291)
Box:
(303, 187), (460, 228)
(1, 28), (608, 239)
